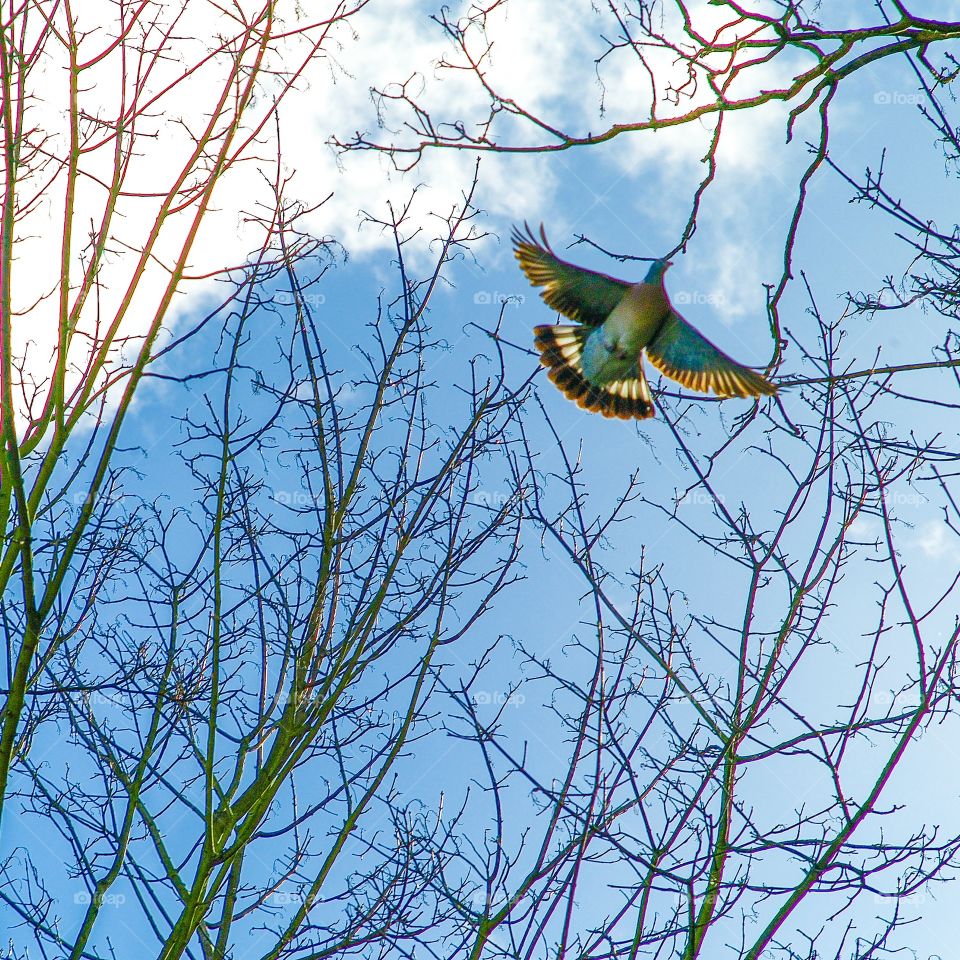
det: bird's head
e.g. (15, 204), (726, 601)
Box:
(644, 259), (673, 284)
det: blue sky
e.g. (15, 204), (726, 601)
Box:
(322, 7), (960, 952)
(8, 1), (960, 957)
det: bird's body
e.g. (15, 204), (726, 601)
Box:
(581, 283), (670, 382)
(512, 225), (776, 419)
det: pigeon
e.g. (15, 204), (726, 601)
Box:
(513, 224), (776, 419)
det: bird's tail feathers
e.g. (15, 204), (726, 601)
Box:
(534, 324), (655, 420)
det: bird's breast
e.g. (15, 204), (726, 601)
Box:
(606, 284), (671, 350)
(580, 283), (671, 385)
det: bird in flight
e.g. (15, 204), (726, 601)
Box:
(512, 224), (777, 419)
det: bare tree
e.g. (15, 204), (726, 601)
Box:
(3, 183), (533, 955)
(6, 2), (960, 959)
(0, 0), (370, 826)
(322, 3), (960, 959)
(1, 2), (536, 956)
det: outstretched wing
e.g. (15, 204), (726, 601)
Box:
(535, 325), (655, 420)
(513, 223), (631, 327)
(646, 310), (777, 399)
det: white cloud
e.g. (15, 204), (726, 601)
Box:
(7, 0), (898, 423)
(911, 521), (960, 562)
(9, 0), (572, 416)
